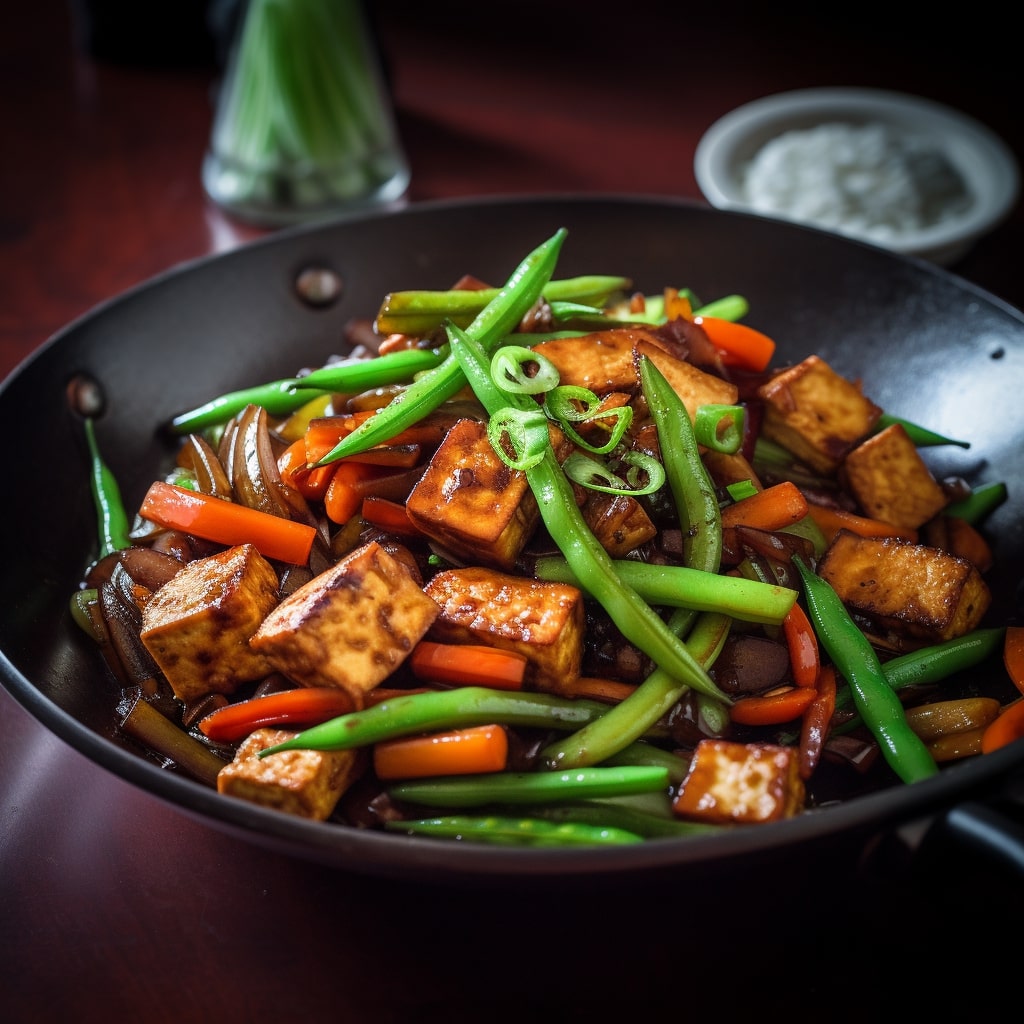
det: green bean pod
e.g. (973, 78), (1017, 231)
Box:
(794, 556), (938, 784)
(84, 417), (132, 558)
(385, 815), (646, 846)
(317, 228), (568, 464)
(943, 481), (1008, 525)
(873, 413), (970, 449)
(388, 765), (671, 807)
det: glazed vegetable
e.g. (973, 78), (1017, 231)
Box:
(84, 417), (132, 558)
(373, 724), (509, 779)
(408, 642), (528, 690)
(1005, 627), (1024, 696)
(794, 556), (938, 784)
(198, 687), (357, 743)
(386, 815), (645, 846)
(691, 314), (776, 372)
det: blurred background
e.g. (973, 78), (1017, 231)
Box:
(3, 0), (1021, 376)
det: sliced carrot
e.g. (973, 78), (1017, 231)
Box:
(324, 461), (389, 524)
(373, 724), (509, 779)
(409, 641), (528, 690)
(783, 601), (820, 688)
(940, 516), (994, 573)
(692, 315), (776, 372)
(720, 480), (809, 532)
(304, 412), (378, 463)
(360, 495), (423, 537)
(138, 481), (316, 565)
(278, 438), (336, 501)
(805, 503), (918, 544)
(1005, 627), (1024, 696)
(198, 687), (356, 743)
(798, 665), (836, 779)
(730, 685), (818, 726)
(980, 698), (1024, 754)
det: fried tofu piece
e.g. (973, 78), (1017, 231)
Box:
(250, 541), (440, 700)
(139, 543), (280, 703)
(532, 327), (668, 393)
(217, 728), (361, 821)
(817, 531), (992, 642)
(635, 340), (740, 422)
(580, 490), (657, 557)
(757, 355), (882, 475)
(423, 567), (585, 693)
(405, 418), (539, 571)
(841, 423), (948, 530)
(673, 739), (805, 824)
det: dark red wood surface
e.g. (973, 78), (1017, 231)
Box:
(3, 3), (1021, 1020)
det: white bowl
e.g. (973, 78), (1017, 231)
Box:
(694, 87), (1020, 265)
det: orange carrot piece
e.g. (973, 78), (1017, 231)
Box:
(198, 687), (357, 743)
(692, 315), (776, 372)
(138, 481), (316, 565)
(720, 480), (809, 532)
(373, 724), (509, 779)
(278, 438), (336, 501)
(360, 495), (423, 537)
(343, 444), (422, 468)
(304, 413), (378, 463)
(1005, 627), (1024, 696)
(805, 503), (918, 543)
(798, 665), (836, 779)
(409, 641), (528, 690)
(324, 461), (388, 524)
(980, 697), (1024, 754)
(730, 686), (818, 726)
(555, 677), (638, 704)
(943, 515), (994, 573)
(783, 602), (820, 688)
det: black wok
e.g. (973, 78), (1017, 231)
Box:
(2, 194), (1022, 889)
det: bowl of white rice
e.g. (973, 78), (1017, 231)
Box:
(694, 87), (1019, 265)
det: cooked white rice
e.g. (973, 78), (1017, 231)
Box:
(741, 122), (971, 243)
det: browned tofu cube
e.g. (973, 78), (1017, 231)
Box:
(673, 739), (805, 824)
(250, 541), (440, 699)
(757, 355), (882, 475)
(423, 567), (585, 693)
(139, 543), (280, 703)
(580, 490), (657, 557)
(532, 327), (667, 393)
(635, 340), (740, 422)
(217, 728), (361, 820)
(405, 418), (539, 571)
(841, 423), (948, 530)
(817, 531), (992, 641)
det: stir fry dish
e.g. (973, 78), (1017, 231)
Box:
(73, 228), (1024, 846)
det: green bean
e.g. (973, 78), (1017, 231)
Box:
(167, 347), (442, 435)
(84, 417), (132, 558)
(447, 321), (729, 708)
(533, 555), (796, 625)
(944, 481), (1008, 525)
(873, 413), (970, 448)
(602, 741), (691, 784)
(387, 765), (671, 807)
(374, 274), (631, 335)
(526, 799), (721, 839)
(385, 815), (645, 846)
(257, 686), (612, 757)
(793, 556), (938, 784)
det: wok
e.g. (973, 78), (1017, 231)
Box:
(2, 194), (1022, 889)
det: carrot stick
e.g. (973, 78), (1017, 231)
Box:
(805, 502), (918, 543)
(720, 480), (809, 532)
(409, 642), (528, 690)
(782, 602), (820, 688)
(549, 676), (638, 704)
(305, 412), (451, 464)
(324, 461), (388, 524)
(798, 665), (836, 779)
(1005, 627), (1024, 696)
(373, 723), (509, 779)
(138, 481), (316, 565)
(729, 686), (817, 726)
(278, 438), (335, 501)
(343, 444), (423, 468)
(980, 697), (1024, 754)
(692, 315), (776, 372)
(198, 687), (357, 743)
(360, 495), (423, 537)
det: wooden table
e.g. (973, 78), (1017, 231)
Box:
(4, 2), (1022, 1020)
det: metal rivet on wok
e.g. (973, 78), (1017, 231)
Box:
(294, 266), (343, 307)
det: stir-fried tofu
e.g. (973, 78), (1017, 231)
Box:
(532, 327), (668, 393)
(423, 567), (585, 693)
(635, 339), (740, 422)
(217, 727), (361, 820)
(250, 541), (440, 700)
(757, 355), (882, 474)
(817, 531), (992, 642)
(139, 543), (280, 703)
(673, 739), (805, 824)
(405, 418), (541, 570)
(841, 423), (948, 530)
(580, 490), (657, 557)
